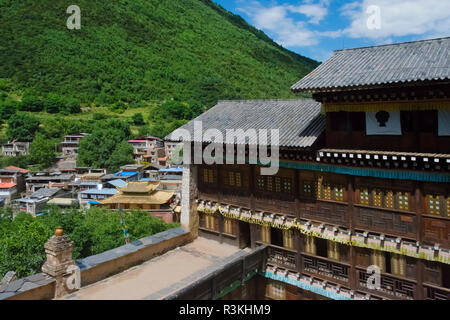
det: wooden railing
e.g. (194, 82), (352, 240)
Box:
(303, 254), (349, 283)
(424, 284), (450, 300)
(357, 268), (416, 300)
(266, 245), (298, 271)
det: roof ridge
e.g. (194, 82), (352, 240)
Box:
(217, 98), (316, 103)
(334, 36), (450, 53)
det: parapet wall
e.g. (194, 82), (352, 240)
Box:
(0, 227), (192, 300)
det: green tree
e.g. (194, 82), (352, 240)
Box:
(28, 133), (56, 169)
(131, 113), (145, 126)
(7, 113), (40, 141)
(105, 141), (134, 172)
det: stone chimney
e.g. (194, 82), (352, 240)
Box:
(42, 226), (79, 298)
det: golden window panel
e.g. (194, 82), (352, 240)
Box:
(384, 191), (394, 209)
(202, 168), (215, 184)
(333, 186), (344, 201)
(447, 198), (450, 217)
(275, 177), (281, 193)
(261, 225), (271, 244)
(224, 218), (234, 235)
(208, 170), (214, 183)
(398, 192), (410, 211)
(372, 189), (383, 208)
(391, 254), (406, 277)
(266, 280), (286, 300)
(235, 172), (242, 187)
(205, 215), (216, 230)
(427, 195), (441, 216)
(229, 171), (235, 186)
(303, 182), (313, 196)
(304, 236), (316, 255)
(371, 250), (386, 273)
(327, 241), (340, 261)
(266, 176), (273, 192)
(360, 188), (370, 205)
(283, 230), (294, 250)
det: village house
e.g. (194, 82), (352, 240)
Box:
(60, 133), (88, 157)
(1, 141), (30, 157)
(26, 172), (74, 194)
(164, 141), (182, 164)
(0, 166), (29, 200)
(78, 187), (118, 210)
(167, 38), (450, 300)
(15, 188), (62, 217)
(128, 136), (165, 165)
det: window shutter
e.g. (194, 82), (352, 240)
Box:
(391, 254), (406, 277)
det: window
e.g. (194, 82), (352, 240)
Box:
(256, 175), (292, 194)
(360, 189), (370, 205)
(316, 238), (328, 258)
(398, 192), (410, 211)
(283, 230), (294, 250)
(304, 236), (316, 255)
(256, 176), (265, 191)
(401, 111), (414, 133)
(204, 214), (218, 231)
(428, 195), (441, 215)
(302, 182), (313, 197)
(271, 228), (284, 247)
(385, 191), (394, 209)
(202, 168), (216, 184)
(390, 254), (406, 277)
(282, 178), (292, 193)
(372, 189), (383, 207)
(266, 280), (286, 300)
(327, 241), (340, 260)
(275, 177), (281, 193)
(224, 218), (235, 235)
(227, 171), (242, 187)
(318, 179), (345, 202)
(418, 111), (437, 133)
(371, 251), (386, 273)
(261, 226), (271, 243)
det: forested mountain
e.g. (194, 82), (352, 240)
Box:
(0, 0), (318, 108)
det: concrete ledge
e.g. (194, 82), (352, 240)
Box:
(76, 227), (192, 287)
(0, 273), (55, 300)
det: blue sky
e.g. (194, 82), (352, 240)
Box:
(214, 0), (450, 62)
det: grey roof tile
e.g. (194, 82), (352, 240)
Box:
(291, 37), (450, 92)
(166, 99), (324, 148)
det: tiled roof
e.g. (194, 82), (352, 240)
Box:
(80, 188), (117, 196)
(3, 166), (29, 174)
(166, 99), (325, 148)
(291, 37), (450, 93)
(0, 273), (54, 300)
(0, 183), (16, 189)
(31, 188), (60, 199)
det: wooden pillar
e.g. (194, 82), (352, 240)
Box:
(415, 183), (424, 300)
(250, 165), (257, 248)
(347, 175), (357, 290)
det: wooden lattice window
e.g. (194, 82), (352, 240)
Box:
(202, 168), (215, 184)
(228, 171), (242, 187)
(283, 230), (294, 250)
(397, 192), (410, 211)
(205, 215), (216, 230)
(266, 280), (286, 300)
(385, 191), (395, 209)
(275, 177), (281, 193)
(333, 186), (344, 201)
(266, 176), (273, 192)
(428, 195), (441, 216)
(282, 177), (292, 193)
(302, 181), (313, 197)
(447, 198), (450, 217)
(360, 188), (370, 205)
(372, 189), (383, 208)
(256, 176), (265, 191)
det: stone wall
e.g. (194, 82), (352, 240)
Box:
(77, 227), (191, 287)
(0, 273), (55, 300)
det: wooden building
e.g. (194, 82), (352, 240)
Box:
(168, 38), (450, 300)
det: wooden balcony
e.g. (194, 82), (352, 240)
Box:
(302, 254), (350, 284)
(300, 200), (349, 227)
(423, 284), (450, 300)
(357, 267), (416, 300)
(266, 245), (298, 272)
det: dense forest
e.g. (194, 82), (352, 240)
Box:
(0, 0), (317, 109)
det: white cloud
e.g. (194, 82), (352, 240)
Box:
(237, 1), (329, 47)
(342, 0), (450, 39)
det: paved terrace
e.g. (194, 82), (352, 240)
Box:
(63, 238), (248, 300)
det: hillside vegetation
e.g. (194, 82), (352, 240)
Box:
(0, 0), (318, 109)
